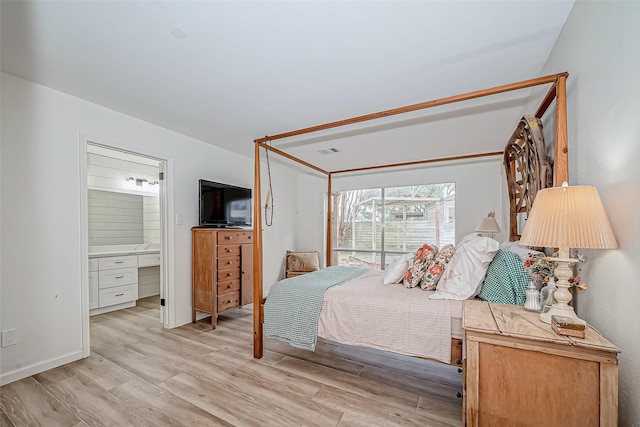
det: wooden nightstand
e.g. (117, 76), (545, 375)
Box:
(463, 301), (619, 427)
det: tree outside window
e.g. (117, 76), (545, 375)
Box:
(332, 183), (455, 269)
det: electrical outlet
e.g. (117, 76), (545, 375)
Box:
(1, 329), (17, 347)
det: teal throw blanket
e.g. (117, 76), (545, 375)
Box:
(264, 266), (367, 350)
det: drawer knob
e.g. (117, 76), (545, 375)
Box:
(456, 359), (462, 365)
(225, 236), (231, 240)
(115, 261), (124, 264)
(457, 368), (463, 374)
(115, 276), (124, 279)
(456, 392), (462, 399)
(458, 339), (463, 346)
(116, 293), (124, 297)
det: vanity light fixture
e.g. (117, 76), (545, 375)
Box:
(125, 177), (157, 187)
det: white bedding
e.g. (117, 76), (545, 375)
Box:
(317, 269), (462, 363)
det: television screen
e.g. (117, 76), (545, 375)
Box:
(199, 180), (252, 227)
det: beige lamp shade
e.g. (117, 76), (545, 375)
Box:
(520, 185), (618, 249)
(475, 216), (501, 234)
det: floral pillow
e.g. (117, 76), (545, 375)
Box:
(420, 244), (456, 290)
(403, 244), (438, 288)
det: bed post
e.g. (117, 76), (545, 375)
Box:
(326, 174), (332, 267)
(554, 74), (569, 186)
(253, 142), (264, 358)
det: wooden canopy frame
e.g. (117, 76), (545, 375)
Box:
(252, 72), (569, 358)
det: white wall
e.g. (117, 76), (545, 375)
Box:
(87, 149), (161, 246)
(87, 151), (159, 197)
(0, 73), (298, 384)
(88, 190), (144, 246)
(296, 174), (329, 265)
(295, 158), (505, 265)
(531, 2), (640, 424)
(143, 195), (160, 245)
(257, 154), (301, 295)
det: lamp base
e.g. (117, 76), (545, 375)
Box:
(540, 303), (587, 325)
(539, 252), (587, 327)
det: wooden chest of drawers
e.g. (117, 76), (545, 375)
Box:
(192, 228), (253, 328)
(463, 301), (619, 427)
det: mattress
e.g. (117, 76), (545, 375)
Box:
(317, 269), (462, 363)
(450, 298), (463, 339)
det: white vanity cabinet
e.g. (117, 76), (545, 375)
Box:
(88, 258), (99, 310)
(99, 255), (138, 270)
(138, 253), (161, 267)
(89, 254), (139, 316)
(98, 265), (138, 289)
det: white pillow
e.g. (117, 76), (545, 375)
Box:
(499, 240), (544, 263)
(457, 232), (482, 245)
(429, 234), (499, 300)
(383, 253), (413, 284)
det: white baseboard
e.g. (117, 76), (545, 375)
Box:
(175, 305), (253, 329)
(0, 350), (83, 386)
(174, 316), (192, 328)
(174, 312), (210, 328)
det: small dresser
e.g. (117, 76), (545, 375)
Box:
(192, 228), (253, 328)
(463, 301), (619, 427)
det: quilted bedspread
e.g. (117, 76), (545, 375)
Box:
(318, 269), (453, 363)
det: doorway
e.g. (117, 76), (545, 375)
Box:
(79, 138), (171, 357)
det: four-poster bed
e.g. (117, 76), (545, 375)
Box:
(252, 72), (570, 361)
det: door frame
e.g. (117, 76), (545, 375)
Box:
(79, 134), (174, 357)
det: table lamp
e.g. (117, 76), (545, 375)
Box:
(475, 211), (501, 238)
(519, 183), (617, 324)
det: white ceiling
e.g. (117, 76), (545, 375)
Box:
(1, 0), (575, 171)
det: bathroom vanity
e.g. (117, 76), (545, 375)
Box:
(89, 244), (161, 315)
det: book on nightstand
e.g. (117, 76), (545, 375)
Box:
(551, 315), (586, 339)
(553, 325), (586, 339)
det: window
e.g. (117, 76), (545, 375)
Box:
(331, 183), (455, 269)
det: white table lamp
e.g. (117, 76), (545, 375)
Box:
(519, 183), (617, 324)
(475, 211), (501, 238)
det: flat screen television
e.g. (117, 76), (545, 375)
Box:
(199, 179), (252, 227)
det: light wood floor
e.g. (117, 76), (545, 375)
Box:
(0, 297), (463, 426)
